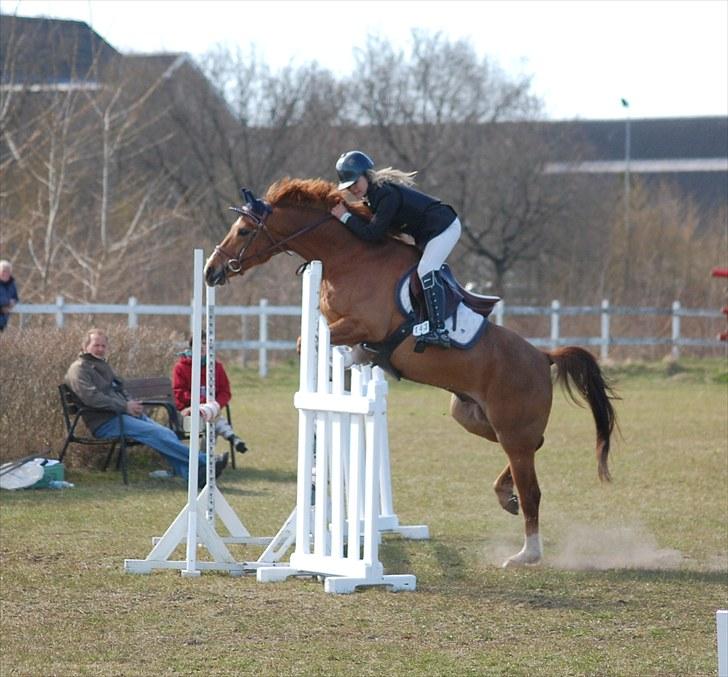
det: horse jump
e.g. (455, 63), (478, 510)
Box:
(257, 261), (425, 593)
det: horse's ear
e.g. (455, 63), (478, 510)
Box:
(240, 187), (255, 205)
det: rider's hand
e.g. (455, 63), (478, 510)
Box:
(330, 202), (348, 220)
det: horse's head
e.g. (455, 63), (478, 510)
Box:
(204, 187), (278, 286)
(205, 179), (351, 286)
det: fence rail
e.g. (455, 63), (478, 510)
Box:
(14, 296), (725, 377)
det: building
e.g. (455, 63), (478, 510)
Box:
(544, 116), (728, 213)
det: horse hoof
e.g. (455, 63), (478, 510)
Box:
(502, 535), (543, 568)
(504, 495), (519, 515)
(502, 553), (541, 568)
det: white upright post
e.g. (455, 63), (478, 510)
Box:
(600, 299), (610, 362)
(183, 250), (204, 577)
(718, 610), (728, 677)
(203, 283), (216, 518)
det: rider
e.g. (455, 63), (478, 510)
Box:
(330, 150), (461, 351)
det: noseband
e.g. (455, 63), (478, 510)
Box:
(213, 205), (332, 276)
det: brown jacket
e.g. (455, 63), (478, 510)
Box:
(64, 353), (129, 433)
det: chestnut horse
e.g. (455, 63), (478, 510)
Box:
(205, 178), (617, 567)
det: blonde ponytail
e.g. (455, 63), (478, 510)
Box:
(368, 167), (417, 187)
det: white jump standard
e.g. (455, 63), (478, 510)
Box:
(124, 249), (272, 576)
(256, 260), (424, 593)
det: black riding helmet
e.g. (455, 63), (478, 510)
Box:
(335, 150), (374, 190)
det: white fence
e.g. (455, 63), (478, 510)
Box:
(13, 296), (725, 376)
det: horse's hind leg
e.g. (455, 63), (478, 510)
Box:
(450, 395), (523, 516)
(500, 440), (543, 568)
(449, 394), (498, 441)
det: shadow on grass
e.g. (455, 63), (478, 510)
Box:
(597, 567), (728, 584)
(225, 466), (296, 483)
(381, 536), (468, 581)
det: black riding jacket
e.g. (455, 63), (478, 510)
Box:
(343, 182), (457, 247)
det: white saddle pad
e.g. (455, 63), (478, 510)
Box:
(397, 277), (488, 349)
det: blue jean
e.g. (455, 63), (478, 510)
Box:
(94, 414), (204, 480)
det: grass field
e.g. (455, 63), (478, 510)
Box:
(1, 359), (726, 676)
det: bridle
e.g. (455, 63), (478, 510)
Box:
(213, 204), (333, 276)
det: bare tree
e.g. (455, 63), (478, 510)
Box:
(159, 45), (348, 241)
(1, 25), (196, 303)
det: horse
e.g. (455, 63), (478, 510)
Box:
(205, 178), (618, 567)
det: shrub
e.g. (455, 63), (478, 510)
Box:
(0, 324), (184, 464)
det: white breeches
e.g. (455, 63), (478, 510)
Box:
(417, 218), (461, 280)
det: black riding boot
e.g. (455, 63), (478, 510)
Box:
(414, 270), (451, 352)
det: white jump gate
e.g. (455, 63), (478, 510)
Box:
(257, 260), (424, 592)
(124, 254), (426, 591)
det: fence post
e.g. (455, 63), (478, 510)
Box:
(239, 315), (248, 368)
(494, 300), (504, 326)
(671, 300), (681, 360)
(600, 299), (610, 361)
(550, 300), (560, 349)
(259, 298), (268, 378)
(55, 296), (65, 327)
(128, 297), (138, 328)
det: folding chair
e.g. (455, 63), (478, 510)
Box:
(57, 384), (140, 485)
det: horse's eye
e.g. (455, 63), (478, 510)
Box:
(237, 228), (249, 237)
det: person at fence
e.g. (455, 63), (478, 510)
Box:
(172, 332), (249, 454)
(0, 260), (19, 332)
(64, 328), (228, 488)
(330, 150), (462, 352)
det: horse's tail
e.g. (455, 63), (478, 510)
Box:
(547, 346), (618, 482)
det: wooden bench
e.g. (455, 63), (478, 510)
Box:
(124, 377), (238, 468)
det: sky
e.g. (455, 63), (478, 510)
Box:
(2, 0), (727, 121)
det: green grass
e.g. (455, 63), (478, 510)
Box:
(1, 360), (726, 676)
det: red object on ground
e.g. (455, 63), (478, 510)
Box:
(712, 267), (728, 278)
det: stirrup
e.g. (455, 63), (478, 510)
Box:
(414, 329), (451, 352)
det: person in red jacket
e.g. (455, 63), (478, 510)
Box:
(172, 332), (248, 454)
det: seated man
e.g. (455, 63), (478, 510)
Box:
(64, 328), (227, 488)
(172, 332), (249, 454)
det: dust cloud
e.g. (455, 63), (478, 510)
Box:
(485, 523), (698, 570)
(549, 524), (685, 570)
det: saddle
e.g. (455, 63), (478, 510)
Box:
(361, 265), (501, 378)
(407, 264), (500, 323)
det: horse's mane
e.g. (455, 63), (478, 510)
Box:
(265, 177), (371, 220)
